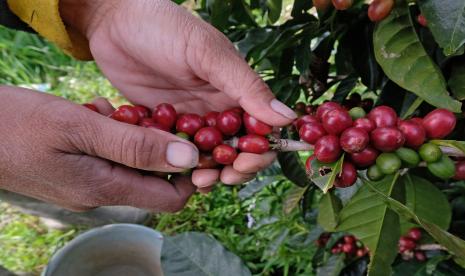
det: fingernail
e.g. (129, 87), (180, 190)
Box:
(166, 142), (199, 168)
(270, 99), (297, 119)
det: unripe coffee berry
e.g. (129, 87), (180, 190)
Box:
(322, 108), (353, 135)
(238, 134), (269, 154)
(316, 102), (342, 121)
(368, 106), (397, 128)
(194, 127), (223, 151)
(334, 162), (357, 188)
(422, 108), (456, 139)
(367, 164), (385, 181)
(348, 107), (366, 120)
(217, 110), (242, 136)
(419, 143), (442, 163)
(398, 120), (426, 148)
(176, 114), (205, 136)
(371, 127), (405, 152)
(243, 112), (272, 136)
(204, 111), (219, 127)
(111, 105), (140, 125)
(350, 146), (378, 168)
(376, 152), (402, 175)
(213, 144), (238, 165)
(299, 123), (326, 144)
(314, 135), (342, 163)
(340, 127), (369, 153)
(454, 161), (465, 180)
(353, 117), (375, 133)
(153, 103), (177, 129)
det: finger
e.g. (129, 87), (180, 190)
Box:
(220, 166), (256, 185)
(192, 169), (220, 188)
(92, 97), (115, 116)
(198, 186), (214, 194)
(72, 111), (199, 172)
(233, 151), (277, 174)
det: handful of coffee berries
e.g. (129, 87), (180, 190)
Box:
(316, 233), (369, 258)
(398, 228), (428, 262)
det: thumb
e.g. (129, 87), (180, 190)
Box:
(75, 112), (199, 172)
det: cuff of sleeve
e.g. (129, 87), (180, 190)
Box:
(7, 0), (93, 60)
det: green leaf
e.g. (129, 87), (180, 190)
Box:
(333, 74), (358, 103)
(283, 185), (308, 215)
(400, 96), (423, 119)
(308, 155), (344, 193)
(448, 62), (465, 100)
(365, 181), (465, 265)
(316, 254), (345, 276)
(278, 128), (311, 187)
(238, 176), (276, 200)
(206, 0), (234, 30)
(317, 191), (343, 232)
(373, 1), (462, 112)
(266, 0), (282, 24)
(161, 232), (251, 276)
(337, 174), (402, 276)
(430, 140), (465, 155)
(419, 0), (465, 56)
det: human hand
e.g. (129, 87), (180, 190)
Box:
(60, 0), (297, 190)
(0, 86), (198, 212)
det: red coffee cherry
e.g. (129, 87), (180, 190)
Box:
(407, 228), (422, 241)
(415, 251), (426, 262)
(353, 117), (375, 133)
(313, 0), (332, 11)
(295, 115), (319, 130)
(422, 108), (456, 139)
(398, 120), (426, 149)
(213, 144), (238, 165)
(243, 112), (272, 136)
(371, 127), (405, 152)
(409, 117), (423, 126)
(229, 107), (244, 115)
(204, 111), (219, 127)
(344, 235), (356, 244)
(194, 127), (223, 151)
(217, 110), (242, 136)
(133, 105), (151, 119)
(197, 154), (219, 169)
(342, 243), (355, 254)
(314, 135), (342, 163)
(139, 118), (157, 128)
(176, 114), (205, 137)
(368, 106), (398, 128)
(332, 0), (353, 10)
(368, 0), (394, 22)
(299, 123), (327, 144)
(238, 134), (269, 154)
(454, 161), (465, 180)
(335, 162), (357, 188)
(294, 102), (306, 114)
(110, 105), (140, 125)
(340, 127), (369, 153)
(331, 247), (341, 254)
(417, 14), (428, 27)
(153, 103), (177, 129)
(83, 103), (99, 112)
(305, 105), (315, 115)
(316, 102), (342, 121)
(322, 109), (353, 135)
(305, 155), (316, 174)
(350, 146), (379, 168)
(356, 249), (366, 257)
(398, 236), (416, 251)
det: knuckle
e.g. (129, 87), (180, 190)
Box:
(118, 131), (158, 169)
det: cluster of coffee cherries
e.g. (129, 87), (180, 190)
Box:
(316, 233), (369, 258)
(398, 228), (427, 262)
(296, 100), (462, 188)
(83, 103), (273, 169)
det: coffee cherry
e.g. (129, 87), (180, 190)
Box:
(348, 107), (366, 120)
(360, 98), (374, 112)
(422, 109), (456, 139)
(294, 102), (306, 114)
(139, 118), (170, 131)
(204, 111), (219, 127)
(342, 243), (355, 254)
(313, 0), (332, 11)
(376, 153), (402, 175)
(295, 115), (319, 130)
(305, 155), (316, 174)
(238, 134), (269, 154)
(229, 107), (244, 115)
(153, 103), (177, 129)
(353, 118), (375, 133)
(111, 105), (140, 125)
(243, 112), (272, 136)
(417, 14), (427, 27)
(368, 106), (398, 128)
(344, 235), (356, 244)
(427, 155), (455, 180)
(340, 127), (369, 153)
(399, 236), (416, 251)
(322, 108), (353, 135)
(335, 162), (357, 188)
(176, 132), (190, 140)
(197, 154), (219, 169)
(407, 228), (422, 241)
(331, 247), (341, 254)
(213, 144), (238, 165)
(314, 135), (342, 163)
(83, 103), (99, 112)
(415, 251), (426, 262)
(316, 102), (342, 121)
(134, 105), (150, 118)
(454, 161), (465, 180)
(356, 249), (366, 257)
(194, 127), (223, 151)
(217, 110), (242, 136)
(367, 164), (385, 181)
(350, 146), (379, 168)
(305, 105), (315, 115)
(398, 120), (426, 149)
(299, 123), (327, 144)
(419, 143), (442, 163)
(395, 147), (420, 168)
(332, 0), (353, 10)
(368, 0), (394, 22)
(371, 127), (405, 152)
(176, 114), (205, 136)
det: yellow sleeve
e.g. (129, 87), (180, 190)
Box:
(7, 0), (92, 60)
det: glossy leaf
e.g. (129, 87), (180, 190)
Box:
(316, 254), (345, 276)
(317, 191), (343, 232)
(373, 1), (462, 112)
(333, 74), (358, 103)
(161, 232), (251, 276)
(266, 0), (282, 24)
(308, 155), (344, 193)
(238, 176), (277, 200)
(207, 0), (234, 30)
(337, 174), (402, 276)
(419, 0), (465, 56)
(283, 185), (308, 215)
(448, 61), (465, 100)
(430, 140), (465, 155)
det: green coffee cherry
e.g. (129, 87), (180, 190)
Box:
(349, 107), (366, 120)
(419, 143), (442, 163)
(176, 132), (190, 140)
(367, 164), (385, 181)
(376, 153), (402, 175)
(395, 147), (420, 168)
(427, 155), (455, 180)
